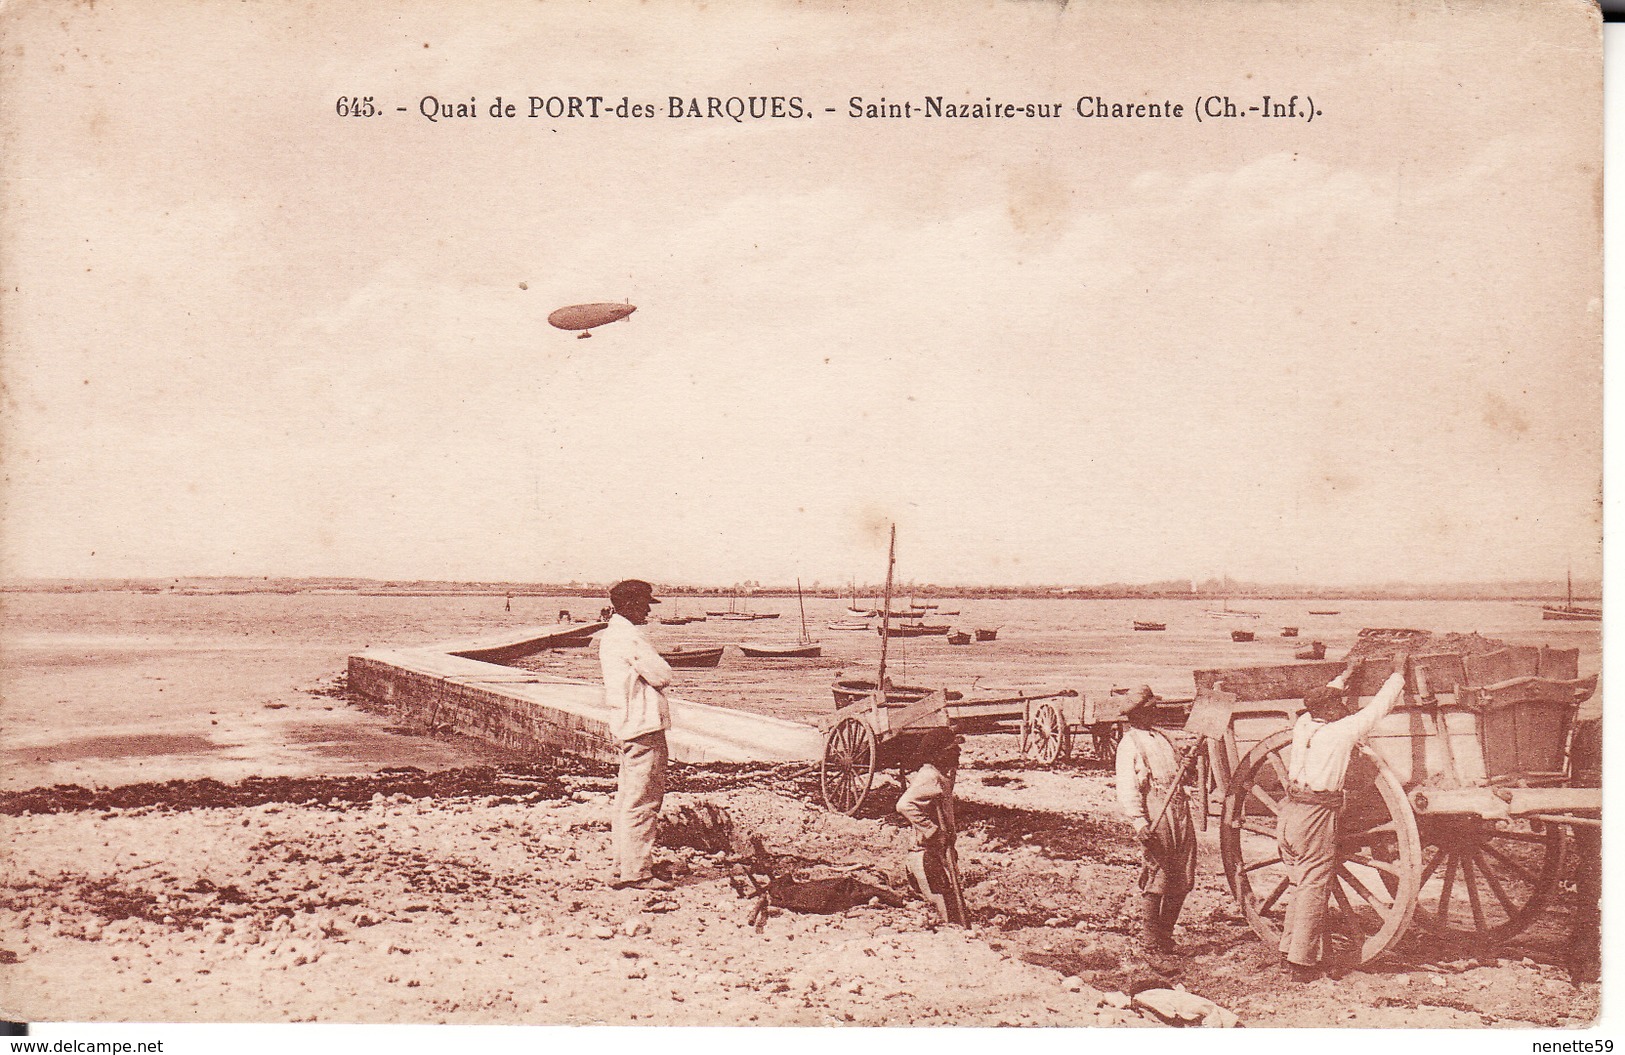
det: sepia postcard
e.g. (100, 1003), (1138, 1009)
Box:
(0, 0), (1608, 1045)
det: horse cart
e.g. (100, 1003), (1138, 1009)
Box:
(1194, 636), (1599, 966)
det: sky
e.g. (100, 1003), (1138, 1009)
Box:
(0, 0), (1603, 588)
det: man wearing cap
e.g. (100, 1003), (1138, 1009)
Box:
(598, 579), (675, 891)
(896, 727), (967, 926)
(1278, 652), (1409, 980)
(1114, 686), (1196, 952)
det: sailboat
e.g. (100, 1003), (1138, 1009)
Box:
(845, 581), (878, 618)
(1203, 587), (1260, 619)
(711, 590), (779, 621)
(831, 524), (934, 705)
(739, 579), (822, 657)
(1543, 570), (1600, 621)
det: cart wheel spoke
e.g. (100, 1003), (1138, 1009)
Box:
(1474, 851), (1520, 918)
(1461, 857), (1488, 932)
(1243, 854), (1283, 874)
(1338, 865), (1393, 910)
(1437, 852), (1460, 924)
(1418, 847), (1445, 887)
(1478, 841), (1540, 887)
(1239, 819), (1277, 839)
(1258, 875), (1290, 916)
(1246, 784), (1283, 817)
(1340, 819), (1398, 847)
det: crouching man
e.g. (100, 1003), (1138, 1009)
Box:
(896, 727), (968, 926)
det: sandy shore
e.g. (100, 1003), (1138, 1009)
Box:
(0, 734), (1598, 1028)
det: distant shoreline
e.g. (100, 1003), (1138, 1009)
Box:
(0, 581), (1595, 604)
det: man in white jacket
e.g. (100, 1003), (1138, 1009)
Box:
(598, 579), (676, 891)
(1278, 651), (1409, 980)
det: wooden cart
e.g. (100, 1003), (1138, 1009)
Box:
(1194, 640), (1598, 965)
(819, 685), (955, 815)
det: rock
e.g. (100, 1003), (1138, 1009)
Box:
(622, 919), (651, 938)
(1044, 916), (1067, 928)
(1133, 988), (1240, 1027)
(1103, 990), (1132, 1009)
(591, 926), (616, 940)
(1061, 976), (1083, 992)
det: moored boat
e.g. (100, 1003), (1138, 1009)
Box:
(660, 646), (724, 668)
(740, 578), (820, 657)
(947, 631), (972, 645)
(1231, 629), (1255, 642)
(739, 642), (822, 659)
(974, 628), (999, 642)
(831, 677), (934, 708)
(1280, 626), (1299, 637)
(1543, 570), (1601, 621)
(1294, 640), (1327, 660)
(828, 619), (872, 631)
(1133, 620), (1166, 632)
(1307, 610), (1340, 616)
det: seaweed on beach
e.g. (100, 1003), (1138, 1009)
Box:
(0, 762), (570, 816)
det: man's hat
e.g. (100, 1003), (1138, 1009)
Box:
(1125, 685), (1159, 723)
(609, 579), (662, 607)
(1304, 685), (1346, 718)
(917, 726), (963, 759)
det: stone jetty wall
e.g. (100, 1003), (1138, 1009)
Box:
(347, 625), (824, 766)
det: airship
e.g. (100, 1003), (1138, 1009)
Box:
(547, 302), (636, 338)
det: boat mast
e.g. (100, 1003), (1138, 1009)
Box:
(797, 577), (810, 645)
(878, 524), (896, 690)
(1568, 568), (1574, 610)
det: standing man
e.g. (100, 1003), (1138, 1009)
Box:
(1114, 686), (1196, 952)
(1278, 652), (1409, 980)
(896, 727), (967, 926)
(598, 579), (675, 891)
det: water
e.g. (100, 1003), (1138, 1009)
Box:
(0, 591), (1599, 786)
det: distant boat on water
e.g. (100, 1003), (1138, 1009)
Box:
(974, 628), (999, 642)
(947, 631), (972, 645)
(660, 646), (724, 668)
(828, 619), (872, 631)
(1295, 640), (1328, 660)
(708, 592), (779, 621)
(1133, 620), (1166, 632)
(1543, 571), (1600, 621)
(1307, 610), (1341, 616)
(1280, 626), (1299, 637)
(1231, 629), (1255, 642)
(739, 578), (821, 658)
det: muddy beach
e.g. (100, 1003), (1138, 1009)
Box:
(0, 591), (1604, 1027)
(0, 737), (1600, 1028)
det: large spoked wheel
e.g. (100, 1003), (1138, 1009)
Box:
(1411, 815), (1565, 949)
(1091, 723), (1123, 764)
(1221, 730), (1422, 966)
(1026, 703), (1071, 765)
(820, 717), (877, 815)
